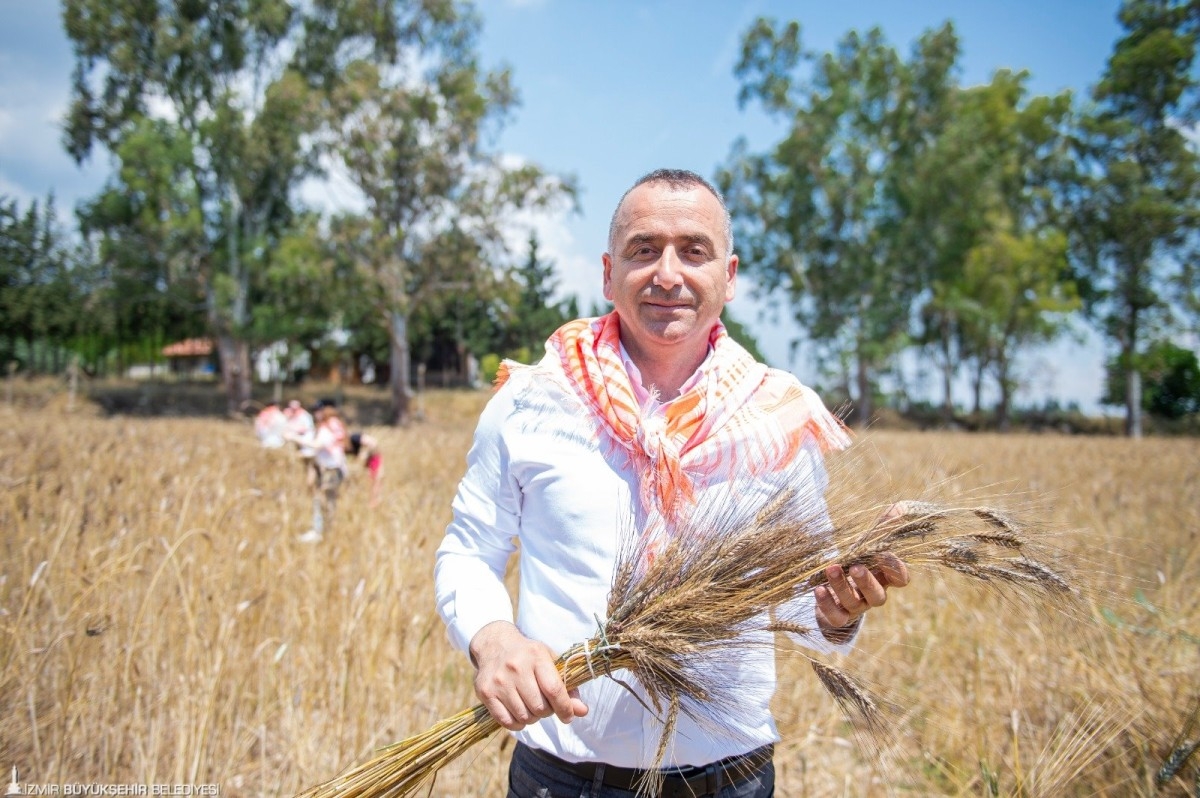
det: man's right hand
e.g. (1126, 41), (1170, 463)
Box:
(468, 621), (589, 731)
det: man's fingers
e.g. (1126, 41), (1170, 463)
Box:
(470, 625), (585, 731)
(849, 564), (889, 607)
(514, 676), (550, 725)
(533, 658), (578, 724)
(827, 564), (868, 612)
(481, 663), (585, 729)
(824, 563), (891, 616)
(872, 553), (911, 588)
(568, 687), (590, 718)
(815, 584), (853, 627)
(475, 681), (519, 730)
(819, 555), (910, 640)
(479, 676), (546, 730)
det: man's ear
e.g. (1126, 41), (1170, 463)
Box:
(602, 253), (614, 300)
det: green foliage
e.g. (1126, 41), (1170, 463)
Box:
(25, 0), (1194, 437)
(406, 232), (581, 384)
(1071, 0), (1200, 434)
(63, 0), (331, 409)
(320, 3), (576, 422)
(908, 68), (1077, 422)
(719, 309), (767, 364)
(250, 212), (352, 380)
(73, 120), (209, 371)
(58, 0), (577, 417)
(721, 19), (967, 423)
(0, 194), (95, 372)
(479, 352), (501, 384)
(1104, 340), (1200, 419)
(722, 6), (1196, 431)
(509, 231), (576, 356)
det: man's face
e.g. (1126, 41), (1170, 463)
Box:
(603, 181), (737, 359)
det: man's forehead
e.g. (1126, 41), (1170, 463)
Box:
(614, 183), (722, 235)
(624, 180), (712, 207)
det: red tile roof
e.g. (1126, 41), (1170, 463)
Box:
(161, 338), (215, 357)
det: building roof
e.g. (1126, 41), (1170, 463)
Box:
(162, 338), (215, 357)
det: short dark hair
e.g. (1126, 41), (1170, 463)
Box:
(607, 168), (733, 258)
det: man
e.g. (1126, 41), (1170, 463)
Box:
(435, 169), (908, 797)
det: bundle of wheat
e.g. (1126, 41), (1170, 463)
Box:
(297, 448), (1080, 798)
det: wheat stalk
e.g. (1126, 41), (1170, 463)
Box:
(297, 448), (1080, 798)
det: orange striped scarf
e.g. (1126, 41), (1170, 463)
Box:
(498, 312), (850, 522)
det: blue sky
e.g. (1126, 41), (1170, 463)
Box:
(0, 1), (1126, 411)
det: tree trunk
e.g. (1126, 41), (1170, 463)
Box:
(1122, 301), (1142, 437)
(971, 362), (985, 414)
(216, 334), (252, 417)
(388, 310), (412, 425)
(995, 356), (1011, 432)
(1125, 366), (1142, 438)
(939, 337), (954, 421)
(855, 353), (873, 427)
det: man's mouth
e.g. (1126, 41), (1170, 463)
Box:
(644, 295), (692, 309)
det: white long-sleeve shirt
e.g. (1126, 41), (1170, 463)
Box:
(434, 363), (853, 769)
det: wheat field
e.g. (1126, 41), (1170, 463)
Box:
(1, 385), (1197, 796)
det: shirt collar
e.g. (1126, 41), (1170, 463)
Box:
(618, 341), (715, 413)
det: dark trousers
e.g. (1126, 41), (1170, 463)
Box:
(506, 741), (775, 798)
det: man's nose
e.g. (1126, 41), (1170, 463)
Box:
(652, 246), (684, 289)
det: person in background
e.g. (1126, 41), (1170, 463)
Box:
(254, 400), (288, 448)
(284, 399), (318, 488)
(346, 430), (384, 508)
(434, 168), (909, 797)
(294, 399), (349, 544)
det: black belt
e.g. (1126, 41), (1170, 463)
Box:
(524, 742), (773, 797)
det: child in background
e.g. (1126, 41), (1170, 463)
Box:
(293, 400), (348, 544)
(284, 399), (317, 489)
(346, 431), (383, 508)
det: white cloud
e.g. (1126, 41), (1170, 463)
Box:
(504, 195), (605, 310)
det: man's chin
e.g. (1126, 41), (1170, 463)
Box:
(639, 307), (696, 326)
(637, 321), (701, 347)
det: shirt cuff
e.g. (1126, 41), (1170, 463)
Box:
(440, 588), (515, 655)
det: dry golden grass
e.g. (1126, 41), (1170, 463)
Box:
(1, 386), (1198, 796)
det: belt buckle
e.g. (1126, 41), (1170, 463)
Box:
(660, 765), (716, 798)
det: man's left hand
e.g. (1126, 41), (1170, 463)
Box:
(814, 553), (909, 640)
